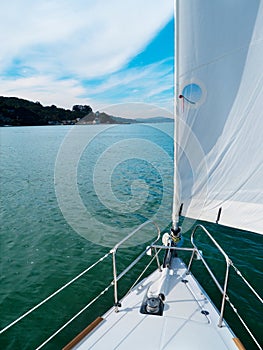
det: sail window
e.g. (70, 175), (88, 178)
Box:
(181, 83), (203, 105)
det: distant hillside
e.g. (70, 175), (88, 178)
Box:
(0, 96), (92, 126)
(0, 96), (135, 126)
(111, 115), (137, 124)
(78, 111), (136, 125)
(0, 96), (173, 126)
(136, 116), (173, 123)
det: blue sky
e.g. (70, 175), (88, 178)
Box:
(0, 0), (174, 118)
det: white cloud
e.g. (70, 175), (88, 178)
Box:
(0, 57), (174, 115)
(101, 102), (173, 119)
(0, 0), (174, 115)
(0, 76), (89, 109)
(84, 58), (174, 113)
(85, 58), (172, 95)
(0, 0), (173, 78)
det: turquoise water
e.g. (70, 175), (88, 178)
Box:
(0, 125), (262, 349)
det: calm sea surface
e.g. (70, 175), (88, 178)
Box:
(0, 125), (262, 349)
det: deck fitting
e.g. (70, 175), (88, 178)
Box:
(201, 310), (209, 315)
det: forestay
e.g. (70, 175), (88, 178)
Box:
(175, 0), (263, 234)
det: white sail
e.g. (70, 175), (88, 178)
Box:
(176, 0), (263, 234)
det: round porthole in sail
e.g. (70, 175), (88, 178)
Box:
(180, 83), (204, 106)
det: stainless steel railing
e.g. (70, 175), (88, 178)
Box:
(1, 222), (261, 349)
(190, 224), (262, 349)
(151, 224), (262, 349)
(190, 224), (232, 327)
(110, 220), (161, 312)
(0, 220), (161, 349)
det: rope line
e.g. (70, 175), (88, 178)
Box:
(226, 297), (262, 350)
(126, 248), (162, 296)
(0, 251), (111, 335)
(35, 282), (113, 350)
(231, 263), (263, 304)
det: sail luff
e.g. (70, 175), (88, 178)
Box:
(172, 0), (180, 230)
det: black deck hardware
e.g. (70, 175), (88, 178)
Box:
(114, 302), (121, 307)
(179, 203), (183, 216)
(216, 207), (222, 224)
(140, 294), (165, 316)
(201, 310), (209, 315)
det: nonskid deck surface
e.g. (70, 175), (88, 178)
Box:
(72, 258), (238, 350)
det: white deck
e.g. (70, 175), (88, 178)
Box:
(73, 258), (240, 350)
